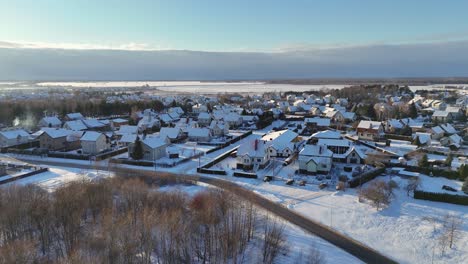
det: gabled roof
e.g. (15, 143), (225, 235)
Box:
(117, 125), (138, 135)
(66, 113), (84, 120)
(119, 134), (137, 144)
(431, 126), (444, 134)
(299, 144), (333, 158)
(0, 129), (29, 139)
(237, 139), (270, 158)
(64, 120), (87, 131)
(81, 131), (104, 142)
(357, 120), (382, 130)
(441, 124), (456, 134)
(40, 116), (62, 126)
(318, 138), (352, 148)
(188, 128), (211, 138)
(262, 130), (299, 151)
(82, 119), (106, 128)
(311, 130), (342, 140)
(39, 127), (72, 139)
(142, 136), (168, 149)
(159, 127), (182, 139)
(432, 111), (450, 117)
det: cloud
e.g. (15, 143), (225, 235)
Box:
(0, 40), (169, 51)
(1, 40), (468, 80)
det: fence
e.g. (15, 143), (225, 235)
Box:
(233, 171), (257, 178)
(0, 168), (49, 185)
(414, 190), (468, 205)
(0, 141), (40, 153)
(348, 167), (386, 188)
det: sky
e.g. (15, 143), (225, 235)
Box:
(2, 0), (468, 51)
(1, 1), (468, 80)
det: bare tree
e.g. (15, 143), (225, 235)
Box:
(262, 216), (287, 264)
(360, 180), (395, 210)
(405, 177), (420, 197)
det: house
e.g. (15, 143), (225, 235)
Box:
(440, 123), (457, 135)
(413, 132), (432, 146)
(0, 129), (30, 147)
(385, 119), (405, 133)
(298, 145), (333, 174)
(441, 134), (463, 149)
(432, 111), (452, 123)
(116, 125), (139, 136)
(224, 113), (243, 128)
(236, 139), (271, 170)
(209, 120), (229, 137)
(356, 121), (384, 141)
(334, 146), (366, 164)
(310, 130), (342, 144)
(431, 126), (445, 140)
(187, 128), (211, 142)
(168, 107), (185, 116)
(110, 118), (129, 130)
(137, 115), (160, 132)
(197, 112), (212, 127)
(118, 133), (137, 147)
(128, 136), (169, 161)
(65, 112), (84, 121)
(241, 115), (259, 127)
(38, 116), (62, 128)
(304, 117), (331, 132)
(192, 104), (208, 113)
(82, 119), (107, 131)
(159, 127), (184, 142)
(35, 128), (79, 151)
(445, 106), (462, 119)
(262, 129), (301, 158)
(80, 131), (110, 155)
(63, 120), (87, 131)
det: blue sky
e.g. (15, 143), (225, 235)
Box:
(1, 0), (468, 51)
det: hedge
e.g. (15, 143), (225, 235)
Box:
(414, 190), (468, 206)
(403, 166), (460, 180)
(109, 159), (154, 167)
(384, 134), (413, 141)
(197, 168), (227, 175)
(348, 167), (385, 188)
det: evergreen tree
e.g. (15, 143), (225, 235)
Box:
(445, 154), (453, 167)
(459, 164), (468, 180)
(412, 136), (421, 147)
(462, 175), (468, 194)
(131, 136), (144, 160)
(419, 154), (429, 168)
(408, 102), (418, 119)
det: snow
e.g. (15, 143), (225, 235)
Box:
(12, 166), (112, 192)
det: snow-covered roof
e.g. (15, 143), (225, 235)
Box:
(299, 144), (333, 158)
(441, 124), (456, 134)
(198, 112), (212, 119)
(311, 130), (342, 139)
(304, 117), (331, 126)
(119, 134), (137, 143)
(39, 127), (72, 139)
(117, 125), (138, 135)
(0, 129), (29, 139)
(237, 139), (270, 158)
(112, 118), (128, 123)
(66, 112), (84, 120)
(413, 132), (431, 145)
(432, 111), (450, 117)
(262, 129), (299, 151)
(318, 138), (352, 148)
(142, 136), (168, 149)
(357, 120), (382, 130)
(81, 131), (104, 142)
(40, 116), (62, 126)
(82, 119), (106, 128)
(64, 120), (87, 131)
(188, 128), (211, 138)
(431, 126), (444, 135)
(159, 127), (182, 139)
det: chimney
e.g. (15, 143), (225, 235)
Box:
(254, 139), (258, 151)
(319, 146), (322, 154)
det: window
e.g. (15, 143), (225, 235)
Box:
(257, 158), (262, 162)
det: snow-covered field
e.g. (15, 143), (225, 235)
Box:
(12, 166), (112, 192)
(223, 174), (468, 264)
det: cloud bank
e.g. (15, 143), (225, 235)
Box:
(1, 41), (467, 80)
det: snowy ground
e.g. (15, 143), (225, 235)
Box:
(216, 174), (468, 264)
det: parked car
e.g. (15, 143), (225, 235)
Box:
(319, 183), (328, 189)
(263, 176), (273, 182)
(299, 180), (306, 186)
(286, 179), (294, 185)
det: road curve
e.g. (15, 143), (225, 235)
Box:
(17, 158), (398, 264)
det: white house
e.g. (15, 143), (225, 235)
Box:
(209, 120), (229, 137)
(128, 136), (169, 161)
(298, 145), (333, 174)
(224, 113), (243, 128)
(0, 129), (30, 147)
(80, 131), (110, 155)
(262, 129), (301, 158)
(236, 139), (271, 170)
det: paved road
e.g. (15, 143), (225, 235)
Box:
(17, 158), (398, 264)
